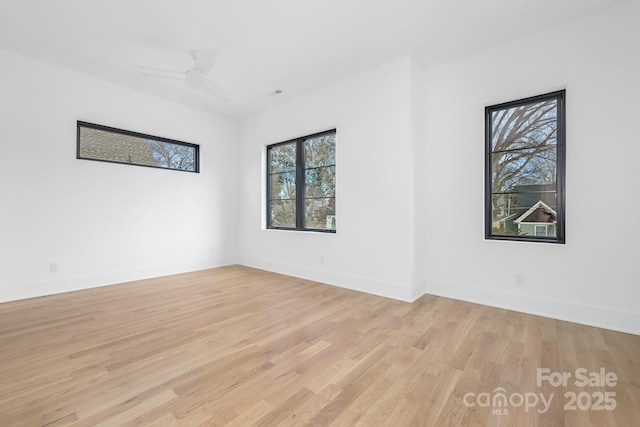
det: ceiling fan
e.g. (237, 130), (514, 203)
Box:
(139, 48), (231, 102)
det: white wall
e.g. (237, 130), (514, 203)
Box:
(422, 0), (640, 334)
(0, 49), (238, 302)
(409, 56), (428, 298)
(237, 56), (424, 301)
(237, 1), (639, 334)
(2, 1), (637, 335)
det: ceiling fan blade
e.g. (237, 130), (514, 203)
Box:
(138, 65), (185, 80)
(192, 48), (217, 74)
(139, 47), (231, 102)
(185, 69), (205, 89)
(203, 78), (231, 103)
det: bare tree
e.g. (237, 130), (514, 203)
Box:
(491, 99), (558, 194)
(303, 134), (336, 228)
(269, 143), (297, 226)
(148, 140), (196, 171)
(268, 134), (336, 228)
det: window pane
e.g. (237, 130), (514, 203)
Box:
(266, 129), (336, 233)
(270, 200), (296, 227)
(304, 198), (336, 230)
(148, 140), (196, 171)
(77, 122), (199, 172)
(491, 189), (557, 237)
(304, 166), (335, 198)
(491, 146), (557, 193)
(486, 91), (564, 243)
(304, 134), (336, 168)
(491, 99), (558, 152)
(270, 143), (296, 173)
(270, 172), (296, 200)
(535, 225), (549, 237)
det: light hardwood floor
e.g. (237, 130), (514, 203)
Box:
(0, 265), (638, 426)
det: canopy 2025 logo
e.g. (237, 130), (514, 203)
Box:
(538, 367), (617, 411)
(463, 368), (618, 415)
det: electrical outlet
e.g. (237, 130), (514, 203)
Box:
(515, 274), (525, 286)
(319, 255), (325, 265)
(50, 262), (59, 273)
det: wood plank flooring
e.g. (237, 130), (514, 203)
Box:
(0, 265), (638, 426)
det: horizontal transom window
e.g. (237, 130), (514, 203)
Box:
(77, 121), (199, 173)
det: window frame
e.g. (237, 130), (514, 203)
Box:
(266, 129), (336, 233)
(484, 90), (566, 244)
(77, 121), (200, 173)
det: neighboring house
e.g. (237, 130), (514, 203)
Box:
(497, 211), (519, 233)
(514, 200), (557, 237)
(325, 205), (336, 230)
(79, 127), (158, 167)
(496, 183), (557, 236)
(305, 201), (336, 230)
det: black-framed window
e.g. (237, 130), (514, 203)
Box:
(267, 129), (336, 232)
(77, 121), (199, 173)
(485, 90), (565, 244)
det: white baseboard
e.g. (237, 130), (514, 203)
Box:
(5, 259), (635, 336)
(425, 279), (640, 336)
(238, 256), (417, 302)
(0, 257), (236, 303)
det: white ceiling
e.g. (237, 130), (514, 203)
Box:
(0, 0), (628, 119)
